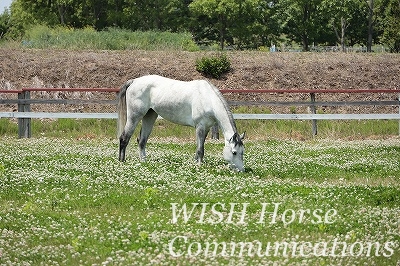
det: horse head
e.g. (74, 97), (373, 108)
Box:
(223, 132), (245, 172)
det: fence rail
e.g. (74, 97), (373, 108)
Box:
(1, 88), (400, 138)
(2, 112), (400, 120)
(0, 112), (118, 119)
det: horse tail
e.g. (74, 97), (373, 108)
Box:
(117, 79), (134, 137)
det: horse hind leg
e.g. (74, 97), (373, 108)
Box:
(137, 109), (158, 161)
(119, 114), (142, 162)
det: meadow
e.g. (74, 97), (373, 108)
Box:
(0, 135), (399, 265)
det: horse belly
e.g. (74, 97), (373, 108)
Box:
(152, 102), (195, 127)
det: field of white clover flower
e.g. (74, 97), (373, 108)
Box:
(0, 137), (399, 265)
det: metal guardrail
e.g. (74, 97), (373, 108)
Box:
(1, 88), (400, 138)
(0, 112), (118, 119)
(2, 112), (399, 120)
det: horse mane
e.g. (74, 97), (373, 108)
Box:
(205, 80), (238, 134)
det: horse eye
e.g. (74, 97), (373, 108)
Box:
(232, 151), (237, 155)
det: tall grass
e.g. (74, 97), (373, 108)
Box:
(21, 25), (199, 51)
(1, 118), (398, 140)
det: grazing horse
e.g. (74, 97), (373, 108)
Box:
(117, 75), (245, 172)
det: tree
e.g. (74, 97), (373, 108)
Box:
(0, 9), (10, 39)
(366, 0), (375, 51)
(164, 0), (193, 32)
(358, 0), (384, 52)
(322, 0), (364, 51)
(276, 0), (325, 51)
(122, 0), (168, 31)
(6, 0), (38, 39)
(379, 0), (400, 52)
(230, 0), (274, 49)
(189, 0), (274, 49)
(189, 0), (237, 49)
(345, 1), (368, 46)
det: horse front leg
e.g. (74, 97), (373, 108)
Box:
(195, 125), (208, 165)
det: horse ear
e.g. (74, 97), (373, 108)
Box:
(230, 132), (245, 143)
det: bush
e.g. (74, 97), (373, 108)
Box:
(195, 54), (231, 79)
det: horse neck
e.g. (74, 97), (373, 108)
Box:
(206, 81), (237, 141)
(214, 107), (237, 143)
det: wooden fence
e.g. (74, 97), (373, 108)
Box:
(1, 88), (400, 138)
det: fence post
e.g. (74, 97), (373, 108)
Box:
(18, 90), (31, 138)
(211, 124), (219, 139)
(310, 93), (317, 136)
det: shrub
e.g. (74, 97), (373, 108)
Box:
(195, 54), (231, 79)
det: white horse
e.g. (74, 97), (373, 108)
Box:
(117, 75), (245, 172)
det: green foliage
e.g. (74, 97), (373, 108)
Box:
(20, 25), (198, 51)
(195, 54), (231, 79)
(379, 0), (400, 52)
(189, 0), (271, 50)
(276, 0), (326, 51)
(0, 9), (10, 39)
(2, 0), (400, 51)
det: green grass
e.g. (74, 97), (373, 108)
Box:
(0, 137), (399, 265)
(1, 117), (398, 140)
(11, 25), (200, 51)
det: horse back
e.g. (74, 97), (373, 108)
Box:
(127, 75), (216, 127)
